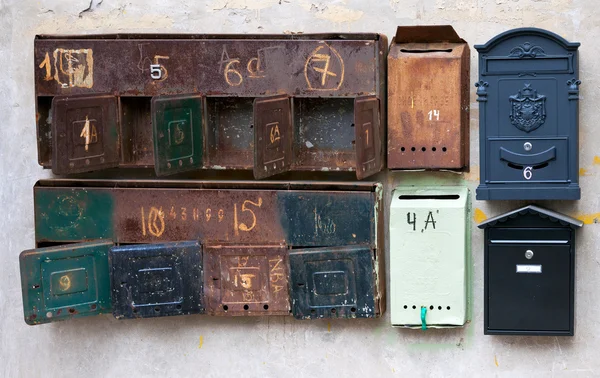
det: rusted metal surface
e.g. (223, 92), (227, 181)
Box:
(51, 94), (120, 174)
(253, 95), (293, 179)
(34, 179), (379, 248)
(34, 34), (387, 178)
(387, 26), (470, 170)
(204, 244), (289, 316)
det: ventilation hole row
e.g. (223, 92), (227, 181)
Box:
(401, 146), (447, 152)
(222, 304), (270, 311)
(132, 304), (182, 314)
(403, 305), (452, 310)
(309, 307), (357, 314)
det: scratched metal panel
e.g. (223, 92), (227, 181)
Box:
(253, 95), (293, 179)
(151, 94), (204, 176)
(19, 240), (112, 325)
(204, 244), (289, 316)
(51, 94), (119, 174)
(34, 38), (378, 97)
(33, 180), (377, 248)
(110, 241), (204, 319)
(288, 246), (377, 319)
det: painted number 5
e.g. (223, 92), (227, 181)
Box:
(523, 166), (533, 180)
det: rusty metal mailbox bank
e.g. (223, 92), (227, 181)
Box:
(20, 179), (384, 324)
(479, 205), (582, 336)
(388, 26), (470, 170)
(475, 28), (581, 200)
(34, 34), (386, 179)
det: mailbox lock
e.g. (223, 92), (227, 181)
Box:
(523, 142), (533, 151)
(525, 250), (534, 259)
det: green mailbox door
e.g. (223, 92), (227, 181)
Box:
(20, 240), (112, 325)
(152, 94), (204, 176)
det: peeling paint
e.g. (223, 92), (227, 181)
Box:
(574, 213), (600, 225)
(299, 1), (363, 23)
(34, 14), (173, 34)
(473, 208), (487, 224)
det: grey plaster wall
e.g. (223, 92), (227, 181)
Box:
(0, 0), (598, 377)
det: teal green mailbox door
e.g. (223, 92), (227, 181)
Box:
(152, 94), (204, 176)
(20, 240), (112, 325)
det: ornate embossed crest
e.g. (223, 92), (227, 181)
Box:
(509, 83), (546, 132)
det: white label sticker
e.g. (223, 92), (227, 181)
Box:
(516, 264), (542, 274)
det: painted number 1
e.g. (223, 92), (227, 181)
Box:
(428, 109), (440, 121)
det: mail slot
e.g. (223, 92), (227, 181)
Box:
(110, 241), (204, 319)
(20, 240), (112, 325)
(475, 28), (581, 200)
(387, 26), (470, 170)
(23, 179), (384, 322)
(478, 205), (582, 336)
(390, 187), (469, 328)
(34, 34), (386, 179)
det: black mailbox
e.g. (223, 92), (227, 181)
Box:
(475, 28), (581, 200)
(479, 205), (582, 336)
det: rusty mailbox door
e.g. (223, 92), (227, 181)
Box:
(253, 95), (294, 179)
(204, 244), (290, 316)
(387, 26), (470, 170)
(151, 94), (205, 176)
(51, 94), (120, 174)
(354, 96), (382, 179)
(110, 240), (204, 319)
(19, 240), (112, 325)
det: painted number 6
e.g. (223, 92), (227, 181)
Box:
(523, 166), (533, 180)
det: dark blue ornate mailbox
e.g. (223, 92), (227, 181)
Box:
(475, 28), (581, 200)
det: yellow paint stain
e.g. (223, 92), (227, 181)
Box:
(392, 368), (396, 373)
(594, 156), (600, 165)
(198, 336), (204, 349)
(494, 355), (499, 367)
(327, 322), (331, 332)
(579, 168), (589, 176)
(574, 213), (600, 225)
(474, 208), (488, 224)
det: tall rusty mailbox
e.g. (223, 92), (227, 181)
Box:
(479, 205), (582, 336)
(21, 179), (384, 323)
(390, 187), (470, 328)
(34, 34), (386, 179)
(388, 26), (470, 170)
(475, 28), (581, 200)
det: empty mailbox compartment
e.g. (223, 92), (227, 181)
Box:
(110, 241), (204, 319)
(390, 187), (469, 328)
(475, 28), (581, 200)
(34, 34), (386, 179)
(19, 240), (112, 325)
(387, 26), (470, 170)
(478, 205), (582, 336)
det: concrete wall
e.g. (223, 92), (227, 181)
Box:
(0, 0), (598, 376)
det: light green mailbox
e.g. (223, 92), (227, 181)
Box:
(390, 186), (470, 328)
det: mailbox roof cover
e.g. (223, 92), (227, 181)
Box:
(478, 205), (583, 229)
(110, 240), (203, 319)
(19, 240), (112, 325)
(475, 28), (581, 200)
